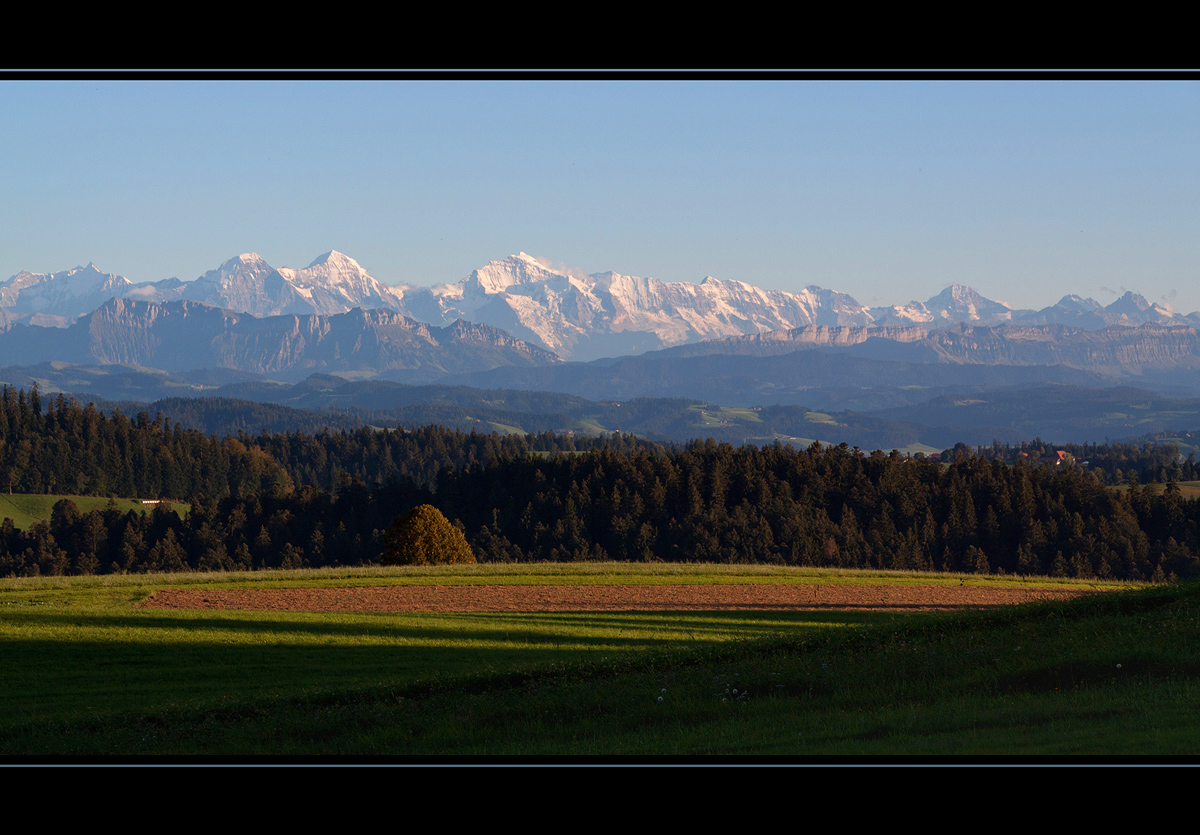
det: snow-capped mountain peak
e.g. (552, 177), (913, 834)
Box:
(464, 252), (573, 295)
(0, 263), (134, 318)
(870, 284), (1016, 327)
(930, 283), (1011, 310)
(306, 250), (361, 271)
(1049, 295), (1105, 316)
(288, 250), (374, 287)
(194, 253), (274, 288)
(404, 256), (884, 359)
(164, 251), (395, 317)
(7, 250), (1199, 362)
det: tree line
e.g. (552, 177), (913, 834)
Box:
(0, 385), (657, 498)
(437, 441), (1198, 580)
(0, 388), (1197, 580)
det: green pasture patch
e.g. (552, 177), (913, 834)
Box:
(0, 497), (40, 530)
(691, 409), (726, 426)
(484, 420), (525, 435)
(0, 493), (189, 531)
(683, 406), (769, 428)
(718, 407), (763, 422)
(1153, 437), (1200, 457)
(1167, 481), (1200, 498)
(773, 436), (820, 447)
(1115, 481), (1200, 499)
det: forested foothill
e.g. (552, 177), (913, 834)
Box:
(16, 359), (1200, 452)
(0, 386), (1198, 581)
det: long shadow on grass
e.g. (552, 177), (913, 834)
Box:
(0, 638), (620, 730)
(0, 609), (914, 732)
(0, 607), (899, 645)
(5, 584), (1198, 756)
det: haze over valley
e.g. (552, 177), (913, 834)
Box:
(3, 249), (1200, 455)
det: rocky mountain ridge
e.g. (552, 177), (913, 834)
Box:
(656, 321), (1200, 377)
(0, 298), (560, 383)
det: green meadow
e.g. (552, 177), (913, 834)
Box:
(1113, 480), (1200, 500)
(0, 493), (189, 531)
(1, 564), (1195, 758)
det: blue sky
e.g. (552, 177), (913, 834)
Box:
(2, 78), (1197, 313)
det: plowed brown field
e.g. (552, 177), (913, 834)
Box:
(140, 583), (1095, 613)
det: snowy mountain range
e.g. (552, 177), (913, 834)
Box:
(3, 251), (1196, 361)
(396, 252), (879, 360)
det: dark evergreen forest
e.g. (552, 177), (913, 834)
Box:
(1, 386), (1197, 581)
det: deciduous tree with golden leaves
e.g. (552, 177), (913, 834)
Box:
(383, 504), (476, 566)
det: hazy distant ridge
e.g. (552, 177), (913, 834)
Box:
(0, 298), (560, 383)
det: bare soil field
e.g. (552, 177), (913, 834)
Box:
(140, 583), (1097, 613)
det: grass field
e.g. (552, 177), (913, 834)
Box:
(1113, 480), (1200, 499)
(0, 493), (189, 531)
(0, 564), (1194, 758)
